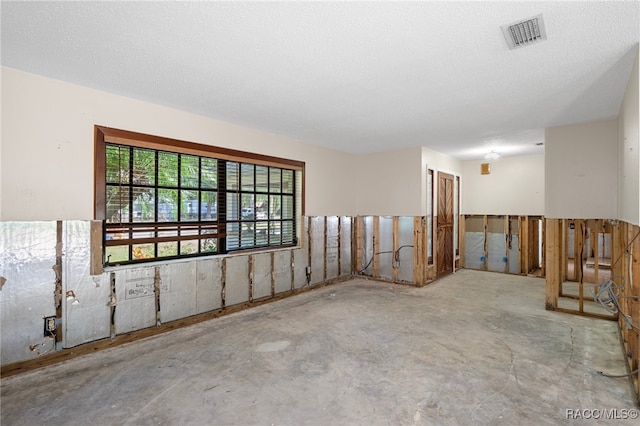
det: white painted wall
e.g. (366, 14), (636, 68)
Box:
(354, 147), (423, 216)
(0, 67), (357, 220)
(421, 147), (463, 215)
(545, 119), (618, 219)
(618, 46), (639, 226)
(462, 155), (544, 216)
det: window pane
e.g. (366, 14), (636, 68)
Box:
(132, 187), (155, 222)
(269, 221), (281, 246)
(158, 189), (178, 222)
(201, 230), (217, 253)
(132, 244), (154, 260)
(133, 148), (155, 186)
(240, 224), (255, 247)
(106, 185), (130, 223)
(158, 152), (178, 187)
(106, 245), (129, 264)
(256, 194), (268, 219)
(201, 191), (217, 220)
(180, 240), (198, 255)
(180, 190), (199, 221)
(256, 166), (268, 193)
(269, 195), (281, 219)
(241, 194), (255, 220)
(201, 158), (217, 189)
(226, 222), (240, 250)
(282, 221), (294, 244)
(227, 162), (239, 190)
(158, 242), (178, 257)
(269, 168), (281, 193)
(181, 155), (199, 188)
(241, 163), (254, 191)
(256, 222), (268, 246)
(106, 145), (130, 184)
(282, 169), (294, 194)
(282, 195), (294, 219)
(227, 193), (239, 221)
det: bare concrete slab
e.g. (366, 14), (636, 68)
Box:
(1, 270), (637, 425)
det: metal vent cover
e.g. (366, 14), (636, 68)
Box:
(502, 14), (547, 50)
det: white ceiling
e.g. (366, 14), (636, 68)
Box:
(1, 1), (638, 160)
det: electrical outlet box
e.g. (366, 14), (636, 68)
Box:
(44, 316), (56, 337)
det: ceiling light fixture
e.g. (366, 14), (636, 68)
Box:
(484, 151), (500, 160)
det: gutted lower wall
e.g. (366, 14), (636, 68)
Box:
(0, 216), (352, 368)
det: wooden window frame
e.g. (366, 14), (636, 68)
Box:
(95, 125), (305, 266)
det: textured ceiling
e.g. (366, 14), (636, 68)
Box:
(2, 1), (639, 159)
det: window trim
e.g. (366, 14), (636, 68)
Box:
(94, 125), (305, 265)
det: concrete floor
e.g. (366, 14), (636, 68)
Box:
(1, 269), (638, 425)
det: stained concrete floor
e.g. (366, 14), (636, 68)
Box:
(1, 269), (638, 425)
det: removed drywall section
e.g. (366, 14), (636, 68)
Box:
(0, 222), (58, 364)
(62, 221), (110, 348)
(462, 155), (544, 215)
(545, 119), (618, 219)
(618, 45), (640, 226)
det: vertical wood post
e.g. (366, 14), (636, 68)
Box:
(545, 218), (562, 310)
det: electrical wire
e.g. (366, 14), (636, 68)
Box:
(359, 245), (414, 274)
(592, 276), (640, 331)
(597, 369), (639, 378)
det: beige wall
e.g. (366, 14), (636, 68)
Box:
(545, 119), (618, 219)
(618, 46), (640, 226)
(354, 147), (423, 216)
(0, 67), (357, 220)
(462, 155), (544, 216)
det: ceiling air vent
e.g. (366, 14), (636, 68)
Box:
(502, 14), (547, 50)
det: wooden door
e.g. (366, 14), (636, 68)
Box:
(437, 172), (454, 277)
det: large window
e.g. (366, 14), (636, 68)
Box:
(95, 126), (304, 266)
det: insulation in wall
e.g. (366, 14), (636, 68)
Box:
(195, 258), (223, 314)
(378, 217), (394, 281)
(597, 233), (612, 259)
(159, 262), (196, 324)
(0, 222), (57, 365)
(114, 266), (160, 334)
(293, 246), (309, 289)
(464, 232), (485, 270)
(62, 221), (110, 348)
(487, 217), (507, 272)
(398, 217), (415, 282)
(325, 216), (340, 280)
(225, 256), (250, 306)
(508, 235), (520, 274)
(273, 251), (292, 294)
(252, 253), (272, 300)
(310, 217), (325, 285)
(340, 217), (352, 277)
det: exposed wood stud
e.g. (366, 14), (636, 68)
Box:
(373, 216), (380, 279)
(392, 216), (399, 282)
(458, 214), (466, 272)
(545, 218), (562, 310)
(483, 215), (488, 271)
